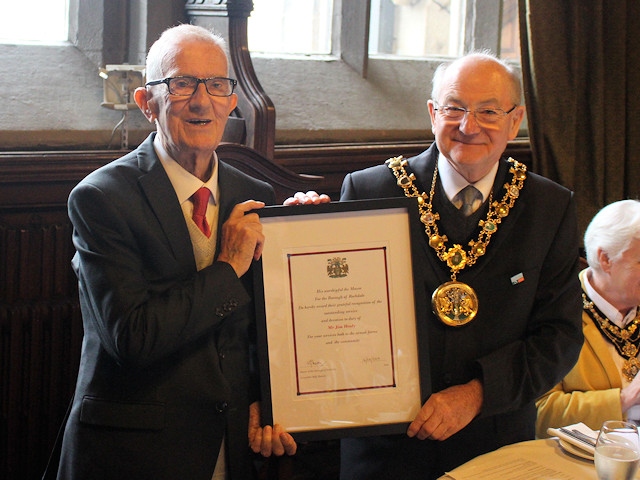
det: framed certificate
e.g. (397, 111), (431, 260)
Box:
(254, 197), (429, 441)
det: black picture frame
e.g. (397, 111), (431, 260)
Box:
(254, 197), (430, 441)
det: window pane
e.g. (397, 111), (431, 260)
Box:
(0, 0), (69, 43)
(500, 0), (520, 61)
(248, 0), (333, 55)
(369, 0), (465, 58)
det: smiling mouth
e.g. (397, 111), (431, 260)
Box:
(187, 119), (211, 125)
(453, 137), (484, 145)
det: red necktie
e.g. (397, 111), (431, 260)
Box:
(191, 187), (211, 238)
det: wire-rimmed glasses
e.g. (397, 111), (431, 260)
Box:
(433, 102), (517, 126)
(145, 76), (237, 97)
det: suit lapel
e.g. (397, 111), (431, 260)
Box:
(215, 161), (248, 257)
(216, 162), (235, 228)
(136, 135), (196, 269)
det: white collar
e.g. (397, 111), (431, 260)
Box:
(437, 153), (498, 204)
(153, 134), (219, 206)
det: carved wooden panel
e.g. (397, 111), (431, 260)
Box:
(186, 0), (277, 159)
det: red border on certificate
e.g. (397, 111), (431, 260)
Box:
(287, 247), (396, 395)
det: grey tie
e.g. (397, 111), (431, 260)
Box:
(456, 185), (481, 216)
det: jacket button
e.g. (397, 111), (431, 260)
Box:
(215, 401), (228, 413)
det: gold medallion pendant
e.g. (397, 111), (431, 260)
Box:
(387, 155), (526, 327)
(432, 281), (479, 326)
(623, 357), (640, 383)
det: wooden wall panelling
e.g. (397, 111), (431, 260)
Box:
(274, 139), (533, 200)
(217, 143), (323, 203)
(0, 151), (121, 480)
(274, 141), (431, 200)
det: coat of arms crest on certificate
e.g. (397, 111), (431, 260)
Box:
(327, 257), (349, 278)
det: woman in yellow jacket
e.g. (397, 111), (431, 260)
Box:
(536, 199), (640, 438)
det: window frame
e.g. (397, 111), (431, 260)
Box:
(340, 0), (505, 78)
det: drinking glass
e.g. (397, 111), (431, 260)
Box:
(594, 420), (640, 480)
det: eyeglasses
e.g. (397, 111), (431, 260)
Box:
(433, 103), (518, 125)
(145, 76), (237, 97)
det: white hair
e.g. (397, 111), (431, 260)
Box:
(145, 24), (229, 82)
(584, 199), (640, 270)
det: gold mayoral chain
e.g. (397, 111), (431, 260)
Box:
(583, 293), (640, 382)
(386, 156), (527, 327)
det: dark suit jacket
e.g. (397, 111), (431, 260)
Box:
(339, 144), (583, 479)
(58, 133), (275, 480)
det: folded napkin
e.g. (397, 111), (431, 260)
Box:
(547, 422), (597, 455)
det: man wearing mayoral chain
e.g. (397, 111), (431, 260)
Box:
(333, 52), (583, 479)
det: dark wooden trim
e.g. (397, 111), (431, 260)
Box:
(0, 151), (125, 213)
(274, 138), (532, 200)
(228, 14), (276, 159)
(0, 138), (532, 208)
(341, 0), (371, 78)
(217, 143), (321, 202)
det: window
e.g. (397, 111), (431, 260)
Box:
(369, 0), (466, 57)
(500, 0), (520, 62)
(0, 0), (69, 43)
(249, 0), (333, 55)
(370, 0), (520, 60)
(250, 0), (520, 62)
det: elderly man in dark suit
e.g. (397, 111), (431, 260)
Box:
(307, 52), (582, 479)
(57, 24), (296, 480)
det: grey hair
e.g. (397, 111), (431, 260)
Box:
(145, 24), (229, 82)
(584, 199), (640, 270)
(430, 51), (522, 105)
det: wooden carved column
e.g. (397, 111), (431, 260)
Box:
(185, 0), (276, 160)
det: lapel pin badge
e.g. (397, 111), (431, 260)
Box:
(510, 272), (525, 285)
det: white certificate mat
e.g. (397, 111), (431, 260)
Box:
(255, 198), (427, 440)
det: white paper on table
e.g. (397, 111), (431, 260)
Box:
(444, 450), (588, 480)
(442, 439), (597, 480)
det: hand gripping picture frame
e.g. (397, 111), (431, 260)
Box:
(254, 197), (430, 441)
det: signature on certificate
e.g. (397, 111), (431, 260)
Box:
(306, 359), (328, 368)
(362, 356), (383, 365)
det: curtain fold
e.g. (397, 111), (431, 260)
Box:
(518, 0), (640, 235)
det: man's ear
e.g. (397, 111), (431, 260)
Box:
(596, 247), (612, 273)
(427, 100), (437, 134)
(507, 105), (526, 140)
(134, 87), (155, 123)
(227, 92), (238, 116)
